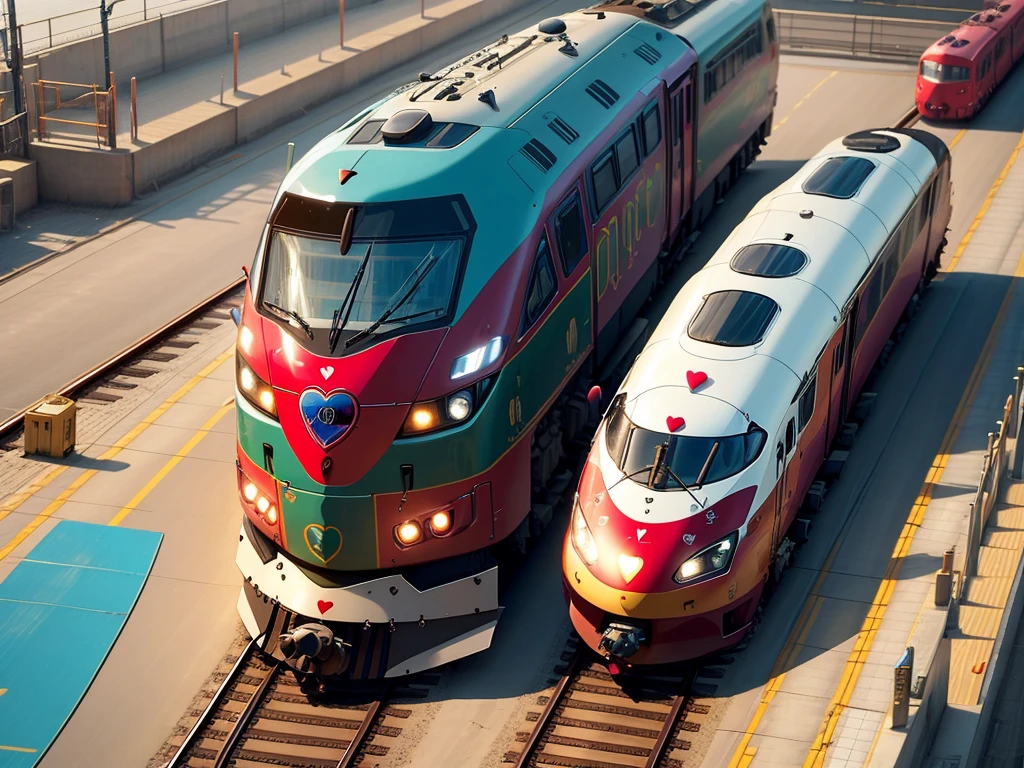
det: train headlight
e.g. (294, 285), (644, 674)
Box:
(398, 376), (496, 438)
(395, 521), (423, 547)
(236, 352), (278, 420)
(239, 324), (254, 355)
(570, 496), (598, 565)
(236, 464), (282, 531)
(672, 532), (738, 585)
(447, 391), (473, 421)
(450, 336), (506, 380)
(429, 510), (454, 535)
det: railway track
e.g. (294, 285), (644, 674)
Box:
(507, 639), (732, 768)
(0, 276), (246, 444)
(163, 612), (433, 768)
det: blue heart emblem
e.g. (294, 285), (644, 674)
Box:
(299, 388), (358, 448)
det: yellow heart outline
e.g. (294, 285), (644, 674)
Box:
(303, 523), (343, 564)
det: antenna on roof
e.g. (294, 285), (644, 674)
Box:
(478, 89), (498, 111)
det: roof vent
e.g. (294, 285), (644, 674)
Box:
(937, 35), (955, 45)
(381, 109), (433, 143)
(634, 42), (662, 64)
(585, 79), (619, 109)
(951, 38), (970, 47)
(799, 209), (813, 219)
(519, 138), (557, 172)
(842, 130), (900, 153)
(538, 17), (567, 35)
(547, 116), (580, 144)
(687, 290), (779, 348)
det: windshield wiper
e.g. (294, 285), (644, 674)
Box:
(329, 243), (374, 354)
(694, 441), (720, 490)
(344, 252), (440, 349)
(264, 302), (314, 340)
(608, 440), (706, 508)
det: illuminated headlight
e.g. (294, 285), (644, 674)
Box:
(447, 390), (473, 421)
(239, 324), (254, 355)
(236, 465), (280, 530)
(673, 532), (738, 585)
(450, 336), (506, 380)
(395, 520), (423, 547)
(236, 352), (277, 420)
(429, 510), (454, 535)
(570, 496), (598, 565)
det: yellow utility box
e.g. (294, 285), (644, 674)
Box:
(24, 395), (77, 458)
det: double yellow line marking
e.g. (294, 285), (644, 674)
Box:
(774, 71), (837, 134)
(0, 349), (234, 564)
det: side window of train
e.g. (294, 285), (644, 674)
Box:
(640, 102), (662, 157)
(798, 376), (817, 433)
(670, 92), (681, 147)
(857, 272), (882, 345)
(616, 125), (641, 183)
(766, 15), (776, 44)
(833, 334), (846, 375)
(520, 234), (558, 337)
(996, 38), (1006, 59)
(590, 149), (618, 214)
(554, 192), (589, 276)
(785, 418), (796, 455)
(881, 240), (899, 298)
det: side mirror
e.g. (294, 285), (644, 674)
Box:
(586, 385), (602, 423)
(230, 307), (241, 327)
(241, 264), (250, 279)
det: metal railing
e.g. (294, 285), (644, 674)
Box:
(0, 111), (27, 158)
(35, 80), (115, 147)
(962, 367), (1024, 588)
(774, 9), (956, 61)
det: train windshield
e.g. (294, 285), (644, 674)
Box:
(260, 194), (474, 347)
(603, 399), (767, 488)
(919, 60), (970, 82)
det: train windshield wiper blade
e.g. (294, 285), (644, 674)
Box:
(344, 253), (439, 349)
(263, 302), (313, 339)
(329, 243), (374, 354)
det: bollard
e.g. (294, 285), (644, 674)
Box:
(286, 142), (295, 172)
(935, 547), (954, 606)
(340, 0), (345, 48)
(109, 72), (117, 149)
(892, 647), (914, 729)
(233, 32), (239, 92)
(130, 76), (137, 140)
(421, 0), (425, 17)
(220, 70), (224, 105)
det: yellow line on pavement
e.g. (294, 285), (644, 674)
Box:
(773, 71), (837, 133)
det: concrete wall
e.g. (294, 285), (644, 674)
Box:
(28, 0), (523, 207)
(0, 159), (39, 216)
(161, 4), (231, 71)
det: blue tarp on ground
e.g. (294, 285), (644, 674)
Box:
(0, 520), (162, 767)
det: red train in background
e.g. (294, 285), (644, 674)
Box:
(916, 1), (1024, 120)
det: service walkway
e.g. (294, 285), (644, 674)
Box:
(697, 122), (1024, 768)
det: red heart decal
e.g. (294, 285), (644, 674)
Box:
(666, 416), (685, 432)
(317, 600), (334, 615)
(686, 370), (708, 390)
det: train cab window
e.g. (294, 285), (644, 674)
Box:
(785, 418), (796, 455)
(766, 15), (776, 44)
(919, 60), (970, 82)
(521, 235), (557, 336)
(591, 150), (618, 213)
(554, 192), (589, 276)
(641, 103), (662, 157)
(603, 393), (629, 464)
(798, 376), (817, 432)
(616, 127), (641, 183)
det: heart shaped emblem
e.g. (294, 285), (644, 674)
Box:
(320, 366), (334, 380)
(686, 370), (708, 390)
(637, 528), (647, 540)
(666, 415), (685, 432)
(683, 533), (696, 546)
(299, 388), (358, 448)
(317, 600), (334, 614)
(303, 524), (343, 564)
(618, 554), (644, 584)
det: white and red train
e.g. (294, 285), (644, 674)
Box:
(562, 127), (953, 666)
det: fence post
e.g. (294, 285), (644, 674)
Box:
(233, 32), (239, 92)
(130, 76), (137, 141)
(1013, 369), (1024, 437)
(109, 72), (117, 150)
(421, 0), (425, 18)
(340, 0), (345, 49)
(48, 19), (53, 50)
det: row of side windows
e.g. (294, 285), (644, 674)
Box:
(519, 98), (666, 338)
(703, 21), (765, 104)
(854, 169), (942, 346)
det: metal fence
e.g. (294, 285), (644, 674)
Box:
(961, 367), (1024, 588)
(0, 111), (27, 158)
(773, 9), (955, 61)
(35, 80), (115, 148)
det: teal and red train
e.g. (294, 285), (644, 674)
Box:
(231, 0), (779, 679)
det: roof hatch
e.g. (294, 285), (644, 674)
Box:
(687, 290), (779, 347)
(802, 156), (875, 199)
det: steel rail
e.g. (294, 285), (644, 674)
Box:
(644, 670), (697, 768)
(211, 660), (282, 768)
(513, 651), (585, 768)
(0, 276), (245, 443)
(893, 106), (921, 130)
(337, 686), (393, 768)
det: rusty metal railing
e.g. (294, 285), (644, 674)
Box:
(35, 79), (115, 147)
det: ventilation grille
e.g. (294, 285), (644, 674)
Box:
(547, 117), (580, 144)
(634, 42), (662, 64)
(951, 38), (970, 47)
(520, 138), (557, 172)
(585, 79), (620, 109)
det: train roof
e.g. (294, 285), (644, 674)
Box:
(620, 129), (940, 438)
(590, 0), (767, 61)
(922, 2), (1024, 61)
(272, 10), (696, 317)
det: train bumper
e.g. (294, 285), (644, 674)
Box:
(236, 517), (501, 678)
(562, 537), (763, 665)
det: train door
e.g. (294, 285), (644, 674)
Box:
(667, 72), (694, 236)
(771, 406), (799, 549)
(838, 298), (859, 423)
(780, 405), (802, 528)
(548, 182), (594, 358)
(826, 328), (848, 448)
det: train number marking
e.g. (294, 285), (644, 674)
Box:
(508, 395), (523, 427)
(320, 366), (334, 380)
(683, 534), (695, 546)
(566, 317), (579, 356)
(637, 528), (647, 541)
(705, 509), (716, 525)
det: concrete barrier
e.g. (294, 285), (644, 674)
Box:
(29, 142), (132, 206)
(0, 159), (39, 215)
(161, 4), (231, 71)
(228, 0), (286, 42)
(285, 0), (331, 29)
(133, 104), (237, 195)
